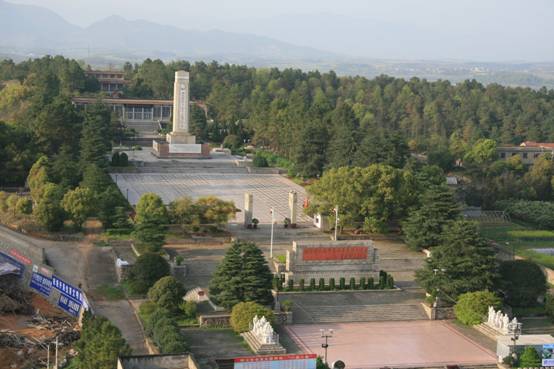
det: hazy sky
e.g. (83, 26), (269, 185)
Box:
(8, 0), (554, 61)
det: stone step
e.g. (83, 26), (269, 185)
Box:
(241, 331), (286, 355)
(295, 303), (428, 323)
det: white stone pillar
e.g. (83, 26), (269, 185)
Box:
(244, 193), (253, 227)
(289, 191), (298, 226)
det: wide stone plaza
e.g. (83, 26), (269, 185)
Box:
(285, 321), (497, 368)
(111, 170), (311, 224)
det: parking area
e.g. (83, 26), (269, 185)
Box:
(112, 172), (311, 224)
(285, 321), (496, 368)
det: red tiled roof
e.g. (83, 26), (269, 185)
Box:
(520, 141), (554, 149)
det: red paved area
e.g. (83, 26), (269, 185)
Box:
(285, 321), (496, 369)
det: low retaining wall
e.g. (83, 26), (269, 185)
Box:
(420, 302), (455, 320)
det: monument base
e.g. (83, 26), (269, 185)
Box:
(152, 140), (211, 159)
(241, 332), (286, 355)
(166, 132), (197, 144)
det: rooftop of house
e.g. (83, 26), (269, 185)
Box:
(520, 141), (554, 149)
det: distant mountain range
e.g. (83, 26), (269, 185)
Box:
(0, 0), (337, 62)
(1, 0), (554, 89)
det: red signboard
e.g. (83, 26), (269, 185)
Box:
(234, 354), (317, 363)
(303, 246), (368, 261)
(9, 248), (32, 265)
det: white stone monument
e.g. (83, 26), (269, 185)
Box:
(486, 306), (518, 335)
(251, 315), (276, 344)
(166, 71), (195, 145)
(244, 193), (253, 227)
(288, 191), (298, 227)
(241, 315), (286, 354)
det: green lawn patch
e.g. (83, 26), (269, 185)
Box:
(94, 283), (125, 300)
(479, 222), (554, 269)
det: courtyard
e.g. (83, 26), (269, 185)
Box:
(285, 320), (497, 368)
(111, 171), (311, 224)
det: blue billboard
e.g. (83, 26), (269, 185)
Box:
(52, 275), (83, 302)
(29, 272), (52, 296)
(57, 294), (81, 317)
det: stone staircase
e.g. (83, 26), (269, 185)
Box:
(295, 303), (428, 323)
(474, 323), (503, 340)
(241, 331), (286, 355)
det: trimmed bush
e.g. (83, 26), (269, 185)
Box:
(119, 152), (129, 166)
(339, 277), (346, 290)
(111, 152), (120, 166)
(454, 291), (502, 325)
(147, 276), (186, 314)
(230, 301), (274, 333)
(179, 301), (197, 319)
(309, 278), (316, 290)
(386, 275), (395, 289)
(359, 277), (366, 290)
(318, 278), (325, 290)
(349, 277), (356, 290)
(126, 253), (170, 295)
(299, 279), (305, 291)
(253, 154), (269, 168)
(273, 275), (283, 291)
(367, 277), (375, 289)
(281, 300), (293, 312)
(498, 260), (547, 307)
(287, 279), (294, 291)
(329, 278), (336, 290)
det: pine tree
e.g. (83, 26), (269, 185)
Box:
(402, 185), (460, 250)
(416, 220), (498, 299)
(209, 240), (273, 309)
(327, 104), (359, 168)
(79, 103), (112, 168)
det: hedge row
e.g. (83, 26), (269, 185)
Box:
(273, 271), (395, 292)
(497, 200), (554, 229)
(139, 301), (188, 353)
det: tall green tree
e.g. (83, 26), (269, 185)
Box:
(62, 186), (96, 229)
(72, 312), (131, 369)
(402, 185), (460, 250)
(327, 104), (359, 168)
(416, 220), (498, 300)
(79, 102), (113, 168)
(33, 182), (65, 231)
(209, 240), (273, 309)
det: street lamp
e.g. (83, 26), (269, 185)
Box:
(508, 321), (522, 360)
(270, 207), (275, 259)
(320, 329), (333, 365)
(333, 206), (339, 241)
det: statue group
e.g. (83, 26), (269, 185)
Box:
(251, 315), (276, 344)
(486, 306), (518, 334)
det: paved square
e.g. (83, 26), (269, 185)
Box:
(111, 172), (311, 224)
(285, 321), (496, 368)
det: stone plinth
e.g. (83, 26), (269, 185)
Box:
(284, 240), (379, 284)
(166, 132), (197, 144)
(152, 140), (210, 159)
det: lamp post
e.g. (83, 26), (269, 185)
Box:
(508, 321), (522, 360)
(333, 206), (339, 241)
(320, 329), (334, 365)
(270, 207), (275, 259)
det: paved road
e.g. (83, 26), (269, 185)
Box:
(0, 225), (148, 354)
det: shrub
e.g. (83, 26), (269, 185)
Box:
(119, 152), (129, 166)
(281, 300), (293, 312)
(147, 276), (186, 314)
(379, 271), (387, 289)
(329, 278), (336, 290)
(126, 253), (170, 295)
(359, 277), (366, 290)
(546, 294), (554, 322)
(386, 275), (395, 289)
(309, 278), (316, 290)
(339, 277), (346, 290)
(367, 277), (375, 289)
(230, 302), (274, 333)
(0, 191), (8, 213)
(15, 197), (32, 215)
(253, 154), (269, 167)
(349, 277), (356, 290)
(299, 279), (305, 291)
(497, 200), (554, 229)
(273, 275), (283, 291)
(498, 260), (547, 307)
(175, 255), (184, 266)
(179, 300), (197, 319)
(454, 291), (502, 325)
(318, 278), (325, 290)
(287, 279), (294, 291)
(223, 134), (242, 152)
(519, 346), (541, 367)
(144, 307), (188, 353)
(111, 152), (120, 166)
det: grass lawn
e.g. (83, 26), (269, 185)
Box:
(479, 222), (554, 269)
(93, 283), (126, 300)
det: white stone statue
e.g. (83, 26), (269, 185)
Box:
(486, 306), (511, 334)
(250, 315), (276, 344)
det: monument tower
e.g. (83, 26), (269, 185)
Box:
(152, 71), (209, 158)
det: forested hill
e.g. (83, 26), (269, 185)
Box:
(1, 57), (554, 182)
